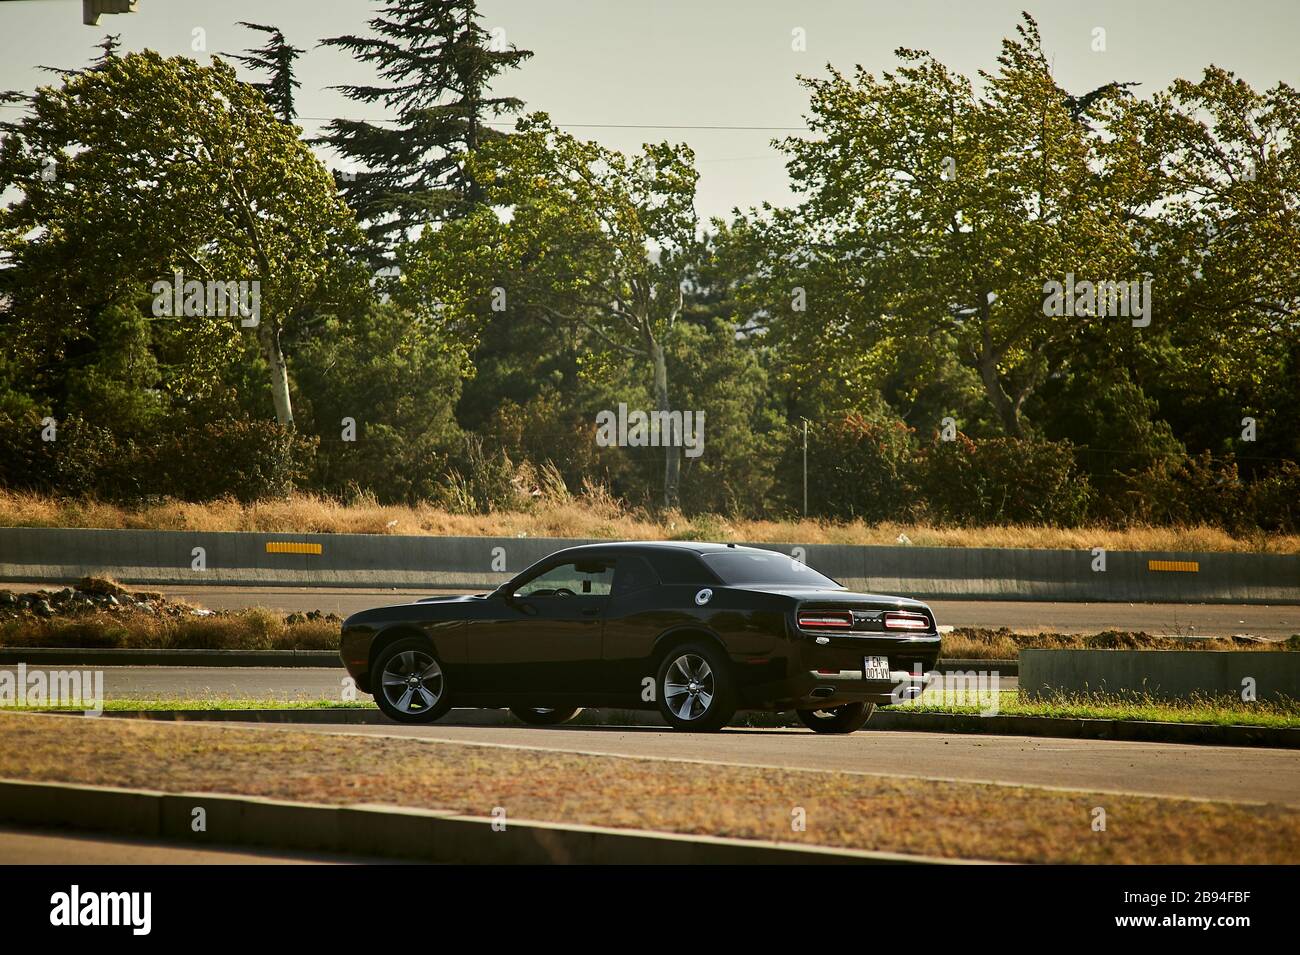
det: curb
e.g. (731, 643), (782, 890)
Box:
(90, 705), (1300, 748)
(0, 777), (977, 865)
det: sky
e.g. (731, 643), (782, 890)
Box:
(0, 0), (1298, 221)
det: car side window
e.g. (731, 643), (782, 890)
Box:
(515, 561), (614, 598)
(649, 550), (717, 585)
(612, 556), (659, 596)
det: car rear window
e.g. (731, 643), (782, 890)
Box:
(701, 551), (841, 588)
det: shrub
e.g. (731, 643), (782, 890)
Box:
(1115, 452), (1248, 531)
(793, 411), (919, 522)
(1246, 461), (1300, 533)
(916, 435), (1091, 526)
(144, 418), (317, 503)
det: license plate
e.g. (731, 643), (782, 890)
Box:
(863, 656), (891, 680)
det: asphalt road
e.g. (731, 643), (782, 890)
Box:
(11, 582), (1294, 638)
(219, 719), (1300, 807)
(0, 666), (1016, 700)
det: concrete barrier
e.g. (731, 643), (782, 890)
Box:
(2, 526), (1298, 603)
(1021, 649), (1300, 702)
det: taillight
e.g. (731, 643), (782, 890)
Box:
(883, 611), (930, 631)
(797, 611), (853, 629)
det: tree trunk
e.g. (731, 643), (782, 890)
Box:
(977, 352), (1022, 438)
(259, 321), (294, 428)
(650, 339), (680, 509)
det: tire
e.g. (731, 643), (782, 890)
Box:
(509, 706), (583, 726)
(795, 702), (875, 734)
(372, 637), (452, 724)
(656, 641), (737, 732)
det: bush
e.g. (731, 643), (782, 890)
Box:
(794, 411), (919, 521)
(141, 418), (317, 503)
(1115, 452), (1249, 531)
(435, 434), (530, 514)
(1247, 461), (1300, 533)
(0, 411), (315, 503)
(916, 435), (1091, 526)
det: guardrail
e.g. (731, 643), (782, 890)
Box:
(2, 526), (1297, 603)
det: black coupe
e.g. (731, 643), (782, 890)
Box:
(339, 541), (940, 733)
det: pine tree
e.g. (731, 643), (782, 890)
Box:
(319, 0), (533, 256)
(228, 23), (304, 124)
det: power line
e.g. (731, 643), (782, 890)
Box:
(0, 101), (809, 132)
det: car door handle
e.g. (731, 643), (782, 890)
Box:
(581, 607), (600, 617)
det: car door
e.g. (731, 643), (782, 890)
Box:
(467, 558), (614, 699)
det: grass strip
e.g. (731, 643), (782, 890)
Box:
(901, 689), (1300, 729)
(1, 711), (1296, 864)
(4, 689), (1298, 728)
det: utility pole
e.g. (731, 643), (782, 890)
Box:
(802, 418), (808, 518)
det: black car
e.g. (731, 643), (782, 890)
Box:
(340, 541), (940, 733)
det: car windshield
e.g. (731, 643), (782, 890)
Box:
(701, 552), (842, 588)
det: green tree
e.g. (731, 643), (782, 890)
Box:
(1140, 66), (1300, 399)
(320, 0), (533, 255)
(0, 50), (365, 428)
(228, 22), (304, 123)
(400, 114), (703, 508)
(754, 14), (1158, 438)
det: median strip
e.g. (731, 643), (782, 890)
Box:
(2, 712), (1297, 863)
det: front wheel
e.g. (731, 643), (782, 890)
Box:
(796, 702), (875, 734)
(509, 706), (583, 726)
(373, 637), (452, 724)
(656, 642), (737, 732)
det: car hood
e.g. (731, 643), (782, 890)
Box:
(342, 593), (486, 628)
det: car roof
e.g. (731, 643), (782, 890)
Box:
(551, 541), (771, 558)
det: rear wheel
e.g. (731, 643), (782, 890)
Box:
(656, 642), (737, 732)
(373, 637), (452, 724)
(509, 706), (582, 726)
(796, 702), (874, 734)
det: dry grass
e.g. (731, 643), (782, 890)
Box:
(0, 712), (1296, 863)
(1, 488), (1295, 552)
(0, 609), (338, 651)
(940, 628), (1297, 660)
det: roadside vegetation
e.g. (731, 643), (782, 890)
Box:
(2, 580), (1294, 652)
(0, 579), (338, 650)
(3, 10), (1300, 538)
(901, 689), (1300, 730)
(6, 692), (1296, 730)
(940, 627), (1297, 659)
(1, 713), (1295, 863)
(3, 489), (1298, 553)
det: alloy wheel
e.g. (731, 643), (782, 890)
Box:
(664, 652), (715, 721)
(379, 649), (444, 715)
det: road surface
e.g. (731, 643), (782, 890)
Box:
(8, 582), (1297, 637)
(216, 719), (1300, 807)
(0, 665), (1016, 700)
